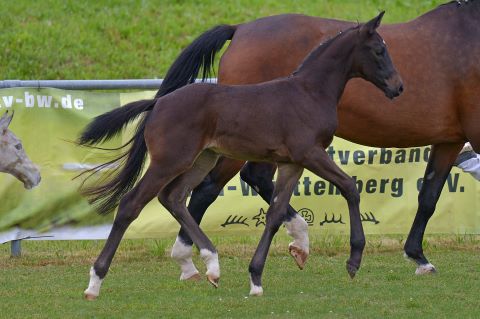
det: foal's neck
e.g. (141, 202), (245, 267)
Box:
(293, 31), (357, 102)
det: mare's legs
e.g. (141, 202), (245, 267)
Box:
(299, 146), (365, 277)
(240, 162), (309, 268)
(248, 164), (304, 296)
(84, 164), (177, 300)
(404, 143), (463, 274)
(159, 151), (223, 286)
(173, 157), (244, 280)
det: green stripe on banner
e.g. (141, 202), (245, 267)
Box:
(0, 88), (478, 238)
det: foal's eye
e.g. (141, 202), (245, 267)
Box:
(376, 47), (385, 56)
(15, 144), (22, 150)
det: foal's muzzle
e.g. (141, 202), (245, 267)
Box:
(384, 74), (404, 100)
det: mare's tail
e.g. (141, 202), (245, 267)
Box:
(78, 24), (237, 214)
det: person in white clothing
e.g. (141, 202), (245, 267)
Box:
(454, 143), (480, 181)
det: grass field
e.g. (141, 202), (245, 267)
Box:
(1, 235), (479, 318)
(1, 0), (478, 318)
(0, 0), (445, 80)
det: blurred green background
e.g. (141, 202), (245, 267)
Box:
(0, 0), (444, 80)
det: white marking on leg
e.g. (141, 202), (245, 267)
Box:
(284, 215), (309, 254)
(171, 236), (199, 280)
(249, 275), (263, 296)
(200, 249), (220, 278)
(415, 263), (436, 275)
(84, 267), (103, 298)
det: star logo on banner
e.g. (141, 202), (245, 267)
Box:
(252, 208), (267, 227)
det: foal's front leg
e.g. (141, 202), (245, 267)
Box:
(240, 162), (309, 269)
(300, 146), (365, 278)
(248, 164), (304, 296)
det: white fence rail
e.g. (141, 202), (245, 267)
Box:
(0, 78), (217, 90)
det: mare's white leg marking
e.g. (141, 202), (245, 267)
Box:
(84, 267), (103, 300)
(415, 263), (436, 275)
(284, 215), (309, 254)
(403, 253), (436, 275)
(249, 275), (263, 296)
(171, 236), (200, 280)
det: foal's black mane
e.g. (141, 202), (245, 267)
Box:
(292, 25), (360, 76)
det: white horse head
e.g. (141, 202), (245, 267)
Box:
(0, 111), (41, 189)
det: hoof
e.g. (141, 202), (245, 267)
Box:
(84, 293), (97, 301)
(181, 272), (201, 281)
(415, 263), (437, 275)
(184, 273), (202, 281)
(207, 275), (220, 288)
(288, 244), (308, 270)
(346, 262), (359, 279)
(249, 285), (264, 296)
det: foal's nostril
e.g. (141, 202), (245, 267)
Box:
(398, 85), (404, 94)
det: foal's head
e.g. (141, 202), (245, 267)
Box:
(0, 111), (41, 189)
(352, 12), (403, 99)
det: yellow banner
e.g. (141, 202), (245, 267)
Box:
(0, 88), (478, 240)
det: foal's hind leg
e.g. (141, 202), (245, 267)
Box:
(159, 151), (222, 286)
(248, 164), (304, 296)
(84, 164), (172, 300)
(404, 143), (463, 275)
(173, 157), (245, 281)
(240, 162), (309, 269)
(299, 146), (365, 278)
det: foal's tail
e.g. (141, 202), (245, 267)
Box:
(78, 24), (237, 215)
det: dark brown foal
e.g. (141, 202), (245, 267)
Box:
(82, 12), (403, 298)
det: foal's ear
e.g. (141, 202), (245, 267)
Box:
(361, 11), (385, 35)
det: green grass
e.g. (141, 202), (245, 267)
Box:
(1, 235), (479, 318)
(0, 0), (446, 80)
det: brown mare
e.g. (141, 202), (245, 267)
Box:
(81, 0), (479, 278)
(81, 13), (403, 298)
